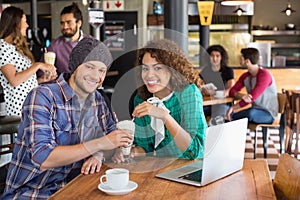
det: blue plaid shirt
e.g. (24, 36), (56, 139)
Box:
(2, 74), (116, 199)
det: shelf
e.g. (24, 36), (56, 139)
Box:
(252, 30), (300, 36)
(271, 43), (300, 48)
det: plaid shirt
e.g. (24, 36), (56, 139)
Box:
(2, 74), (116, 199)
(134, 84), (207, 159)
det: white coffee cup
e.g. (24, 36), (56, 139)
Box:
(100, 168), (129, 190)
(116, 120), (135, 133)
(215, 90), (225, 98)
(116, 120), (135, 156)
(44, 51), (56, 65)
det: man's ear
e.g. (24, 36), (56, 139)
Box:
(77, 20), (83, 28)
(245, 58), (251, 65)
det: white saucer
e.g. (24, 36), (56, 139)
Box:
(98, 180), (138, 195)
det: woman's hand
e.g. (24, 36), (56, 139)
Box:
(38, 73), (57, 84)
(132, 101), (169, 120)
(34, 62), (57, 79)
(202, 88), (216, 96)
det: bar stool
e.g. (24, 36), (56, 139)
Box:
(0, 116), (21, 156)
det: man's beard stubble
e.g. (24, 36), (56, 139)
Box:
(62, 24), (78, 38)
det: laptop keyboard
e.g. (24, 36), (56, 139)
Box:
(178, 169), (203, 182)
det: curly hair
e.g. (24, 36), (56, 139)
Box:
(0, 6), (34, 62)
(135, 39), (202, 100)
(206, 45), (229, 67)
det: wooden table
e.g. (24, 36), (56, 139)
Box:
(203, 96), (234, 106)
(49, 157), (276, 200)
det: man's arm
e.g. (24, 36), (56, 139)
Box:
(229, 72), (248, 99)
(23, 87), (132, 171)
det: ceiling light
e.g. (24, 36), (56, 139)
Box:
(221, 0), (252, 6)
(281, 2), (296, 16)
(233, 7), (246, 16)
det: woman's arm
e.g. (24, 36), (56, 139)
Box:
(224, 79), (235, 97)
(1, 62), (56, 87)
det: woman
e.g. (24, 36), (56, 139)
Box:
(114, 39), (207, 162)
(0, 6), (57, 116)
(200, 45), (234, 119)
(200, 45), (234, 97)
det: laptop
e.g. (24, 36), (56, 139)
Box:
(155, 118), (248, 186)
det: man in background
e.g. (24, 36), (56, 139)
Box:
(226, 47), (278, 124)
(43, 3), (91, 76)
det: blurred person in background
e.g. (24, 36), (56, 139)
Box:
(226, 47), (278, 124)
(200, 45), (234, 119)
(0, 6), (57, 116)
(41, 3), (92, 77)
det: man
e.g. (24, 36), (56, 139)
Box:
(226, 47), (278, 124)
(43, 3), (91, 76)
(2, 38), (133, 199)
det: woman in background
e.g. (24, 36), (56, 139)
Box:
(0, 6), (57, 116)
(200, 45), (234, 119)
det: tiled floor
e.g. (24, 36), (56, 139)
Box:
(244, 128), (299, 179)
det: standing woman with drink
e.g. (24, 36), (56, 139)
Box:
(0, 6), (57, 116)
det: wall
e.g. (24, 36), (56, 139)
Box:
(252, 0), (300, 30)
(234, 68), (300, 92)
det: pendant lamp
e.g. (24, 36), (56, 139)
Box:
(281, 1), (296, 16)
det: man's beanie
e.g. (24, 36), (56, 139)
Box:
(68, 37), (113, 74)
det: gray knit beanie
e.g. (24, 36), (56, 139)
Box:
(68, 37), (113, 74)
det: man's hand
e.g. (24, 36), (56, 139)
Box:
(242, 94), (252, 103)
(225, 106), (234, 121)
(81, 153), (103, 175)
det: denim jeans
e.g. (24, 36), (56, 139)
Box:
(231, 108), (274, 124)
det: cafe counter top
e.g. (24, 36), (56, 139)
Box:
(49, 158), (276, 200)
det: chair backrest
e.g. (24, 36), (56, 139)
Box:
(277, 92), (286, 114)
(273, 153), (300, 199)
(292, 91), (300, 117)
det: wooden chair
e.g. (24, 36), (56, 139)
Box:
(292, 91), (300, 157)
(284, 90), (300, 157)
(273, 153), (300, 199)
(248, 93), (286, 159)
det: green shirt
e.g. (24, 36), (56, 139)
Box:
(133, 84), (207, 159)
